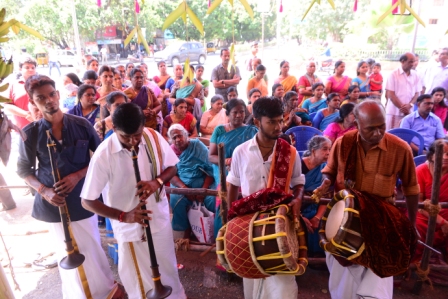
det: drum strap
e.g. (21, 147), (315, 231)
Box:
(267, 138), (296, 192)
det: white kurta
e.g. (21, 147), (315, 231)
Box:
(326, 253), (393, 299)
(81, 129), (186, 299)
(227, 135), (305, 299)
(49, 215), (116, 299)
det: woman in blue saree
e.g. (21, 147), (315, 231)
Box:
(208, 99), (258, 239)
(351, 61), (381, 99)
(312, 93), (341, 131)
(301, 136), (332, 256)
(67, 84), (100, 126)
(301, 82), (327, 113)
(168, 124), (216, 239)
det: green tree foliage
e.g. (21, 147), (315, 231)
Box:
(293, 0), (356, 42)
(346, 2), (414, 50)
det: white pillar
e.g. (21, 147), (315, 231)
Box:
(276, 0), (282, 59)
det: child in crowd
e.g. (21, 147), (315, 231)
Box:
(61, 83), (78, 112)
(369, 63), (383, 96)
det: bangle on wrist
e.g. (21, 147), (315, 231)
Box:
(118, 211), (125, 223)
(38, 183), (46, 194)
(313, 215), (321, 221)
(156, 177), (164, 187)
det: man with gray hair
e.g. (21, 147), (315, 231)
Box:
(298, 61), (321, 104)
(385, 52), (420, 129)
(316, 100), (419, 299)
(423, 47), (448, 96)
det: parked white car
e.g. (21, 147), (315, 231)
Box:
(55, 50), (77, 67)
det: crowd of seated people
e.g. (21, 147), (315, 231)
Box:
(12, 51), (448, 283)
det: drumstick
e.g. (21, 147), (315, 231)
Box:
(199, 243), (216, 257)
(417, 240), (442, 255)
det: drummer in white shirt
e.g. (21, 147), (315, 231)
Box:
(227, 96), (305, 299)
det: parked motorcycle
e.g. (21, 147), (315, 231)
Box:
(315, 56), (334, 75)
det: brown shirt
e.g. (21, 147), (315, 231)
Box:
(322, 131), (419, 198)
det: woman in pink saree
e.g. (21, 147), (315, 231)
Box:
(325, 60), (351, 98)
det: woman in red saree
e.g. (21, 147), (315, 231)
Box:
(414, 139), (448, 284)
(325, 60), (351, 98)
(162, 98), (198, 141)
(153, 61), (171, 90)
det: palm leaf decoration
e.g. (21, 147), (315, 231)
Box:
(162, 0), (204, 35)
(207, 0), (254, 20)
(123, 25), (151, 57)
(376, 0), (425, 27)
(228, 43), (236, 73)
(181, 57), (194, 86)
(302, 0), (335, 21)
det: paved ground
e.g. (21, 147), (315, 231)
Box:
(2, 143), (448, 298)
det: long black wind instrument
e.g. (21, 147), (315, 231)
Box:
(46, 130), (85, 269)
(131, 146), (172, 299)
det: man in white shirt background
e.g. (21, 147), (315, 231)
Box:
(385, 52), (420, 130)
(423, 47), (448, 97)
(412, 53), (425, 95)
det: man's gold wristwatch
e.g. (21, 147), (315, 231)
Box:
(156, 177), (163, 187)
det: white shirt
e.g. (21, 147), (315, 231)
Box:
(423, 62), (448, 94)
(226, 136), (305, 197)
(81, 129), (179, 242)
(385, 67), (420, 116)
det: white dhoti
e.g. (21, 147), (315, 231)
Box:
(326, 253), (393, 299)
(117, 223), (186, 299)
(49, 215), (116, 299)
(243, 275), (298, 299)
(385, 114), (404, 130)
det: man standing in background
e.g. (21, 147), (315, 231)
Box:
(385, 52), (420, 130)
(48, 48), (61, 78)
(211, 49), (241, 101)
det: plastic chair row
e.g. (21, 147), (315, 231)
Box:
(285, 126), (426, 158)
(388, 128), (425, 155)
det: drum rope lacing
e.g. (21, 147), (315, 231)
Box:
(422, 199), (441, 217)
(415, 262), (434, 290)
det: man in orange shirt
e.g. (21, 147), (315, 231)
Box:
(316, 100), (419, 299)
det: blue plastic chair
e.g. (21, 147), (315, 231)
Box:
(414, 155), (427, 167)
(285, 126), (323, 152)
(308, 112), (317, 122)
(387, 128), (425, 155)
